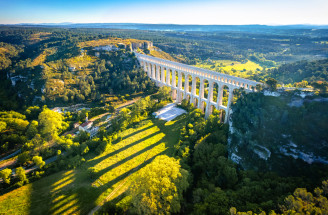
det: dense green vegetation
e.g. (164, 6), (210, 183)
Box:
(173, 102), (325, 214)
(267, 58), (328, 84)
(0, 27), (157, 110)
(1, 26), (328, 215)
(0, 104), (187, 214)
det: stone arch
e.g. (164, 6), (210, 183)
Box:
(156, 64), (161, 81)
(201, 100), (207, 113)
(244, 83), (249, 90)
(177, 90), (184, 103)
(203, 79), (209, 100)
(193, 97), (198, 108)
(211, 105), (219, 114)
(219, 109), (226, 123)
(195, 76), (201, 97)
(181, 72), (186, 91)
(152, 63), (157, 80)
(221, 85), (230, 107)
(186, 94), (191, 103)
(186, 74), (192, 93)
(212, 82), (219, 102)
(165, 67), (170, 85)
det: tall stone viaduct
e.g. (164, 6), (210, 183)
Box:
(135, 52), (262, 122)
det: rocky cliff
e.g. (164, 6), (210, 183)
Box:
(229, 91), (328, 173)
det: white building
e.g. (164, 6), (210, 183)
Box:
(89, 126), (99, 138)
(79, 121), (93, 132)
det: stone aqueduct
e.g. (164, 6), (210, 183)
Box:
(135, 53), (262, 122)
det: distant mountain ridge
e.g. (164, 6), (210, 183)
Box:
(3, 23), (328, 32)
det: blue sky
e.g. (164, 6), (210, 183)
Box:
(0, 0), (327, 25)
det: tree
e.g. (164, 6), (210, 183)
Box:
(38, 108), (63, 139)
(0, 168), (12, 184)
(25, 106), (41, 120)
(129, 155), (189, 215)
(33, 156), (45, 169)
(265, 78), (277, 91)
(282, 181), (328, 214)
(15, 167), (28, 186)
(17, 151), (31, 165)
(193, 187), (229, 215)
(26, 120), (38, 139)
(0, 121), (6, 132)
(230, 180), (328, 215)
(312, 81), (328, 93)
(80, 142), (89, 155)
(158, 86), (171, 102)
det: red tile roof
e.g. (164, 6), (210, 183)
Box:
(80, 121), (93, 127)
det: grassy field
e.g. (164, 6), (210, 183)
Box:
(65, 54), (97, 70)
(28, 32), (52, 44)
(31, 47), (57, 67)
(194, 60), (263, 79)
(0, 116), (186, 215)
(221, 60), (262, 71)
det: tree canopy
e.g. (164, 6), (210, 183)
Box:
(129, 155), (189, 215)
(38, 108), (64, 139)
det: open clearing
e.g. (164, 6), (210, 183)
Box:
(153, 103), (187, 121)
(194, 60), (263, 79)
(0, 116), (186, 215)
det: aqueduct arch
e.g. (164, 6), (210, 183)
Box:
(135, 52), (262, 123)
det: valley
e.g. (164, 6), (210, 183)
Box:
(0, 24), (327, 214)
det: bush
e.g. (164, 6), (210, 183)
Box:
(17, 151), (31, 165)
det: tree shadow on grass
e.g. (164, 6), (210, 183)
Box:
(28, 170), (76, 215)
(94, 133), (164, 179)
(97, 150), (168, 202)
(87, 130), (161, 168)
(115, 124), (155, 144)
(26, 115), (187, 215)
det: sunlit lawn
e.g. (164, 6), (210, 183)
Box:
(0, 115), (186, 215)
(221, 60), (262, 72)
(195, 60), (263, 79)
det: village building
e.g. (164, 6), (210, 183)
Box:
(73, 122), (80, 128)
(79, 121), (93, 132)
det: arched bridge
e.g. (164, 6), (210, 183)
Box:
(135, 52), (262, 122)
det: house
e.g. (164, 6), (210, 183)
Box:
(51, 107), (63, 113)
(69, 66), (76, 71)
(73, 122), (80, 128)
(79, 121), (93, 132)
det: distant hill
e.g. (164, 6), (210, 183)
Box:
(8, 23), (328, 33)
(268, 58), (328, 84)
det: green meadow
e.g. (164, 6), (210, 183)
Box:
(194, 60), (263, 79)
(0, 116), (186, 215)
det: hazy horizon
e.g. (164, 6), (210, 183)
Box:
(3, 22), (328, 27)
(0, 0), (328, 25)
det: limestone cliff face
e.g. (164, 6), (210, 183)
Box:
(229, 91), (328, 172)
